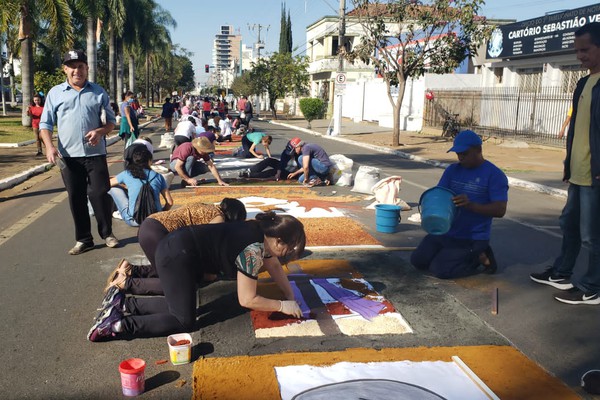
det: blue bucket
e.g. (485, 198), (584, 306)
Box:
(418, 186), (456, 235)
(375, 204), (401, 233)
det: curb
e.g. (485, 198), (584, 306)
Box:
(0, 117), (159, 192)
(267, 119), (568, 200)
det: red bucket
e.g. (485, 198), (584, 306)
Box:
(119, 358), (146, 396)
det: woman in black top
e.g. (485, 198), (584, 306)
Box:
(88, 212), (305, 341)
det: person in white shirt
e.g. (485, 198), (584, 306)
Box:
(218, 114), (233, 142)
(173, 116), (196, 147)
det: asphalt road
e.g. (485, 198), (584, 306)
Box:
(0, 119), (597, 399)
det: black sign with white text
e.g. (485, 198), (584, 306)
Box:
(486, 4), (600, 59)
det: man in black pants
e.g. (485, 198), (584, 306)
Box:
(40, 50), (119, 255)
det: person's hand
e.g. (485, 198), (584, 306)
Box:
(85, 129), (102, 146)
(186, 178), (198, 186)
(452, 194), (470, 208)
(46, 146), (59, 164)
(279, 300), (302, 318)
(287, 172), (296, 180)
(218, 180), (230, 186)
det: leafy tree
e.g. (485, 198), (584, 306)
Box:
(299, 98), (324, 128)
(248, 52), (308, 119)
(34, 68), (65, 97)
(230, 73), (255, 98)
(9, 0), (73, 126)
(347, 0), (491, 146)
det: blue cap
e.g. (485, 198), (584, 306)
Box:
(447, 130), (482, 153)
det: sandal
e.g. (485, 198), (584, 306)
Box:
(104, 258), (131, 293)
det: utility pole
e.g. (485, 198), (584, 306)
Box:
(248, 24), (269, 60)
(332, 0), (346, 136)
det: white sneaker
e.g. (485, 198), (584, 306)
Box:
(112, 211), (123, 220)
(105, 234), (119, 248)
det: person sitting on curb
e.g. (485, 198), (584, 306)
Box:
(286, 138), (333, 187)
(104, 198), (247, 296)
(108, 147), (173, 227)
(410, 130), (509, 279)
(239, 137), (300, 180)
(169, 137), (228, 188)
(241, 130), (272, 159)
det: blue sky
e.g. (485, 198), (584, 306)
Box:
(155, 0), (599, 83)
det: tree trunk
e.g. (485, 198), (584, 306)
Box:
(19, 6), (33, 126)
(270, 98), (277, 119)
(0, 34), (6, 116)
(86, 17), (97, 82)
(129, 54), (135, 94)
(108, 29), (116, 101)
(116, 38), (124, 98)
(145, 54), (150, 108)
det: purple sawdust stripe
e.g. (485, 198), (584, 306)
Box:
(312, 278), (384, 321)
(289, 281), (311, 319)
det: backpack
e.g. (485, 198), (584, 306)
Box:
(244, 101), (252, 114)
(133, 174), (158, 224)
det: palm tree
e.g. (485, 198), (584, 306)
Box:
(13, 0), (73, 126)
(135, 2), (175, 107)
(70, 0), (106, 83)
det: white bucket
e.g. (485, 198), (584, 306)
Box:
(167, 333), (192, 365)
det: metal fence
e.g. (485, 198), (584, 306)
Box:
(424, 86), (572, 147)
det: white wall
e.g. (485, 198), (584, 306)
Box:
(337, 73), (482, 132)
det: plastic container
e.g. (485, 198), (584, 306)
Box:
(167, 333), (192, 365)
(375, 204), (401, 233)
(419, 186), (456, 235)
(118, 358), (146, 397)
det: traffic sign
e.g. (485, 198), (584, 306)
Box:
(335, 73), (347, 84)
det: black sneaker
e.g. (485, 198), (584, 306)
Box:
(530, 268), (574, 290)
(555, 287), (600, 305)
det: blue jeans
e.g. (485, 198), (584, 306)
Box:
(170, 156), (209, 178)
(410, 234), (489, 279)
(108, 187), (139, 227)
(552, 183), (600, 292)
(297, 155), (330, 183)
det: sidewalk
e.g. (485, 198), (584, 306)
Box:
(268, 116), (568, 198)
(0, 115), (568, 197)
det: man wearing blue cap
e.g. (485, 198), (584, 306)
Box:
(411, 130), (509, 279)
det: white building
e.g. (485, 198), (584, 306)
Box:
(212, 25), (242, 88)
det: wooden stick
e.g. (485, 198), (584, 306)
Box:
(491, 287), (498, 315)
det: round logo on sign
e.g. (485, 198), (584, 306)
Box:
(336, 73), (347, 84)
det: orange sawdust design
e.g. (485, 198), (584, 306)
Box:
(170, 189), (362, 207)
(192, 346), (580, 400)
(214, 149), (233, 156)
(301, 218), (380, 246)
(258, 259), (363, 280)
(292, 198), (362, 213)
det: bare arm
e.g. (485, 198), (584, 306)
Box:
(174, 159), (197, 186)
(206, 159), (229, 186)
(40, 129), (58, 163)
(558, 116), (571, 139)
(236, 271), (283, 312)
(161, 188), (173, 211)
(262, 256), (295, 300)
(85, 122), (116, 146)
(249, 143), (263, 159)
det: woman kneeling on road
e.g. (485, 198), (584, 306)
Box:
(104, 198), (247, 296)
(88, 212), (305, 341)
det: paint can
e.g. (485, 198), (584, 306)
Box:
(419, 186), (456, 235)
(375, 204), (401, 233)
(118, 358), (146, 396)
(167, 333), (192, 365)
